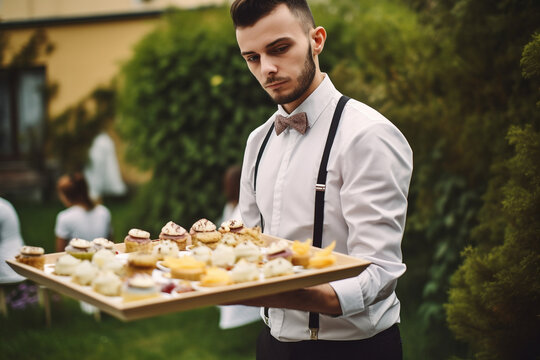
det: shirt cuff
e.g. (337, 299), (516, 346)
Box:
(329, 277), (365, 317)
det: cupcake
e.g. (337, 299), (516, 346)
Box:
(92, 248), (116, 268)
(159, 221), (191, 251)
(122, 274), (160, 302)
(152, 240), (179, 261)
(199, 267), (232, 287)
(211, 244), (236, 269)
(54, 254), (82, 275)
(92, 238), (115, 251)
(72, 260), (99, 286)
(263, 258), (294, 278)
(165, 256), (206, 281)
(291, 239), (313, 267)
(190, 219), (222, 249)
(124, 228), (152, 253)
(230, 259), (260, 283)
(92, 270), (122, 296)
(191, 245), (212, 265)
(266, 240), (293, 262)
(127, 252), (157, 277)
(234, 241), (261, 263)
(65, 238), (96, 260)
(15, 246), (45, 270)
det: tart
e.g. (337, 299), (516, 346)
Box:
(122, 274), (160, 302)
(65, 238), (96, 261)
(190, 218), (221, 249)
(159, 221), (191, 251)
(15, 246), (45, 270)
(124, 228), (152, 253)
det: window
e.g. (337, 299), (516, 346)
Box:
(0, 67), (46, 160)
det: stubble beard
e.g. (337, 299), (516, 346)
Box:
(267, 46), (316, 106)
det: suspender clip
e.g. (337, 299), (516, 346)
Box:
(315, 184), (326, 192)
(309, 327), (319, 340)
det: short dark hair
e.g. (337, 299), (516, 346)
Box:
(230, 0), (315, 31)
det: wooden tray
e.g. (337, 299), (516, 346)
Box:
(6, 234), (370, 321)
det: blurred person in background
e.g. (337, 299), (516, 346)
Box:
(84, 132), (127, 203)
(0, 197), (25, 284)
(230, 0), (412, 359)
(217, 165), (261, 329)
(55, 173), (112, 252)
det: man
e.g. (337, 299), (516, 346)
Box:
(231, 1), (413, 359)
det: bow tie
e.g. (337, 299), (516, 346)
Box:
(274, 112), (308, 135)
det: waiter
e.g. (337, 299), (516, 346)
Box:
(231, 1), (413, 359)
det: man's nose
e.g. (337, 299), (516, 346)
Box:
(260, 55), (277, 78)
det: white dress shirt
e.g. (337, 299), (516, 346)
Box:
(239, 75), (413, 341)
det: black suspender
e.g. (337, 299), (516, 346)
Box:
(255, 95), (351, 340)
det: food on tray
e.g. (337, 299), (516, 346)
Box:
(174, 280), (195, 294)
(291, 238), (313, 267)
(190, 218), (222, 249)
(266, 240), (293, 262)
(101, 257), (126, 277)
(65, 238), (96, 260)
(127, 252), (157, 276)
(308, 241), (337, 269)
(92, 248), (116, 268)
(15, 246), (45, 270)
(230, 259), (260, 283)
(238, 226), (264, 247)
(159, 221), (191, 251)
(124, 228), (152, 253)
(165, 256), (206, 281)
(92, 237), (115, 251)
(218, 219), (245, 234)
(211, 243), (236, 269)
(72, 260), (99, 286)
(152, 239), (179, 261)
(219, 220), (264, 247)
(234, 240), (261, 263)
(54, 253), (82, 275)
(191, 245), (212, 264)
(221, 232), (238, 247)
(263, 258), (294, 278)
(122, 274), (159, 302)
(92, 270), (122, 296)
(199, 267), (232, 287)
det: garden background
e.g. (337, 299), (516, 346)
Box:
(1, 0), (539, 359)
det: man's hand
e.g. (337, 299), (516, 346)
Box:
(225, 283), (342, 316)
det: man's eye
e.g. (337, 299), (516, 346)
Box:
(247, 55), (260, 62)
(273, 45), (289, 53)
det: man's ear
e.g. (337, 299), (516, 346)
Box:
(311, 26), (327, 56)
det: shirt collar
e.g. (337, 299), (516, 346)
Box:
(276, 74), (337, 131)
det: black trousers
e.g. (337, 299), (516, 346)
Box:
(256, 324), (402, 360)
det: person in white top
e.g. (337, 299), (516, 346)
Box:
(55, 173), (112, 252)
(230, 1), (413, 359)
(0, 197), (25, 284)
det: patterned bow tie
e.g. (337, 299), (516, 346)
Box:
(274, 112), (308, 135)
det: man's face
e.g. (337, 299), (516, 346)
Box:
(236, 4), (316, 110)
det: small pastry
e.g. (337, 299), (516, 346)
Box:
(164, 256), (206, 281)
(234, 241), (261, 263)
(101, 258), (126, 277)
(190, 218), (222, 249)
(92, 248), (116, 268)
(65, 238), (96, 260)
(72, 260), (99, 286)
(221, 233), (238, 247)
(191, 245), (212, 265)
(127, 252), (157, 276)
(54, 254), (82, 275)
(122, 274), (160, 302)
(230, 259), (260, 283)
(15, 246), (45, 270)
(266, 240), (293, 262)
(211, 244), (236, 269)
(308, 241), (337, 269)
(263, 258), (294, 278)
(291, 239), (313, 267)
(159, 221), (191, 251)
(152, 239), (179, 261)
(174, 280), (195, 294)
(237, 226), (264, 247)
(124, 228), (152, 253)
(92, 270), (122, 296)
(199, 267), (232, 287)
(92, 238), (115, 251)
